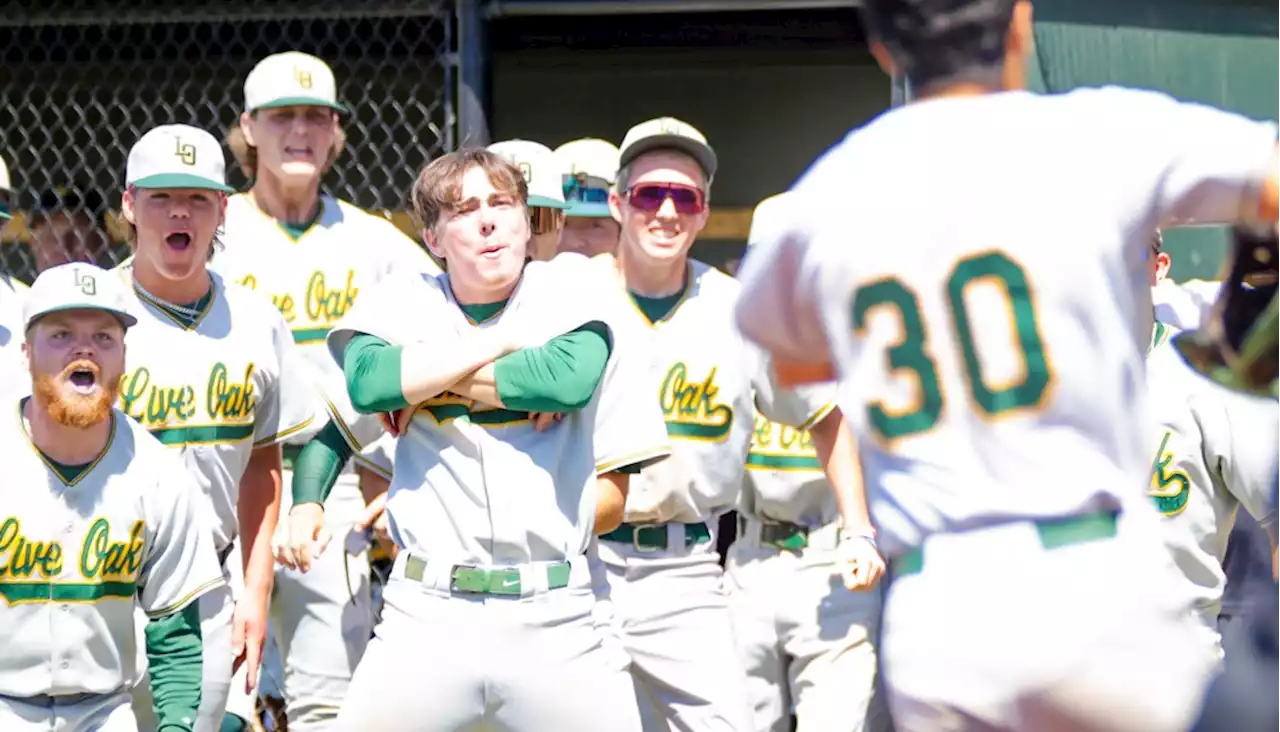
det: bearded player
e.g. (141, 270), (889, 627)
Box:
(599, 117), (881, 732)
(215, 50), (442, 732)
(732, 0), (1280, 729)
(115, 123), (318, 732)
(0, 262), (223, 732)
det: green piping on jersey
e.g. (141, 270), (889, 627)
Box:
(458, 299), (509, 325)
(43, 456), (94, 485)
(746, 452), (823, 471)
(279, 204), (325, 242)
(292, 327), (333, 346)
(0, 581), (135, 604)
(627, 263), (692, 326)
(148, 422), (255, 447)
(19, 397), (116, 487)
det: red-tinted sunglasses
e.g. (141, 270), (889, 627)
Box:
(626, 183), (706, 215)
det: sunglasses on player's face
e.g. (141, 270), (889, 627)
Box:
(625, 183), (706, 215)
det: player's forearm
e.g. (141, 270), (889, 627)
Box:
(491, 322), (612, 412)
(449, 362), (505, 408)
(239, 446), (282, 596)
(292, 421), (352, 506)
(144, 602), (203, 732)
(594, 472), (629, 535)
(808, 409), (875, 533)
(343, 332), (514, 413)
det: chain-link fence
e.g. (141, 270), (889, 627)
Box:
(1, 0), (456, 286)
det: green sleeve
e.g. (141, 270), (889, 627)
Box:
(494, 321), (612, 413)
(145, 601), (203, 732)
(344, 333), (410, 414)
(292, 421), (354, 506)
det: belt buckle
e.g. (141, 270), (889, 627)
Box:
(633, 526), (662, 553)
(449, 564), (485, 594)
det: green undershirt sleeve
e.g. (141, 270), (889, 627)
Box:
(292, 421), (354, 506)
(145, 601), (203, 732)
(494, 321), (612, 413)
(344, 333), (410, 414)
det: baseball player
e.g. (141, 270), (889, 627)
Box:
(1150, 229), (1226, 330)
(0, 153), (27, 370)
(488, 139), (570, 261)
(723, 192), (887, 732)
(1145, 317), (1277, 655)
(114, 123), (318, 732)
(555, 138), (622, 257)
(598, 117), (881, 732)
(2, 262), (223, 732)
(213, 50), (442, 731)
(731, 0), (1280, 730)
(324, 147), (669, 732)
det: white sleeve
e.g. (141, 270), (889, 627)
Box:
(733, 193), (833, 364)
(750, 344), (838, 430)
(370, 216), (444, 278)
(253, 312), (322, 447)
(591, 316), (671, 475)
(138, 458), (225, 617)
(319, 384), (388, 455)
(1197, 384), (1279, 537)
(352, 432), (395, 480)
(327, 270), (447, 368)
(1105, 87), (1278, 225)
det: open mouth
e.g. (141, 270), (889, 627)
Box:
(68, 368), (98, 393)
(284, 146), (315, 161)
(165, 232), (192, 251)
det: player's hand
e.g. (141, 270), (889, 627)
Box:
(837, 532), (885, 591)
(281, 503), (332, 573)
(230, 591), (269, 694)
(355, 492), (397, 559)
(529, 412), (565, 432)
(378, 409), (404, 437)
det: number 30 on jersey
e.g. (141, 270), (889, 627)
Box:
(852, 251), (1053, 442)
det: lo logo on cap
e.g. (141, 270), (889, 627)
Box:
(74, 268), (97, 296)
(173, 137), (197, 167)
(517, 162), (532, 183)
(295, 66), (314, 90)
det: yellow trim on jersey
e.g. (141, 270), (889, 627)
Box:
(252, 414), (316, 449)
(627, 262), (694, 327)
(596, 444), (672, 475)
(350, 452), (393, 481)
(796, 401), (836, 432)
(145, 575), (225, 619)
(18, 401), (117, 487)
(321, 395), (366, 452)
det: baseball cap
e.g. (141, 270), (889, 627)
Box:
(126, 124), (234, 193)
(244, 51), (347, 114)
(617, 117), (718, 183)
(487, 139), (570, 210)
(23, 262), (137, 331)
(0, 153), (11, 220)
(555, 138), (619, 218)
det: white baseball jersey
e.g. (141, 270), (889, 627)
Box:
(328, 253), (670, 565)
(1153, 278), (1223, 331)
(0, 401), (223, 697)
(735, 86), (1278, 558)
(621, 261), (835, 525)
(113, 266), (319, 551)
(740, 411), (837, 528)
(1146, 322), (1278, 627)
(212, 193), (443, 452)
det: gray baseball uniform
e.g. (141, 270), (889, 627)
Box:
(597, 260), (835, 732)
(114, 266), (318, 732)
(725, 410), (888, 732)
(0, 400), (224, 731)
(325, 252), (668, 732)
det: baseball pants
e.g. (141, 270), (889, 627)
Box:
(0, 691), (136, 732)
(133, 543), (248, 732)
(333, 552), (641, 732)
(598, 522), (754, 732)
(725, 520), (890, 732)
(269, 470), (374, 732)
(880, 507), (1219, 732)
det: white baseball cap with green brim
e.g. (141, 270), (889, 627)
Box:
(555, 138), (619, 218)
(24, 262), (137, 332)
(618, 117), (718, 184)
(126, 124), (234, 193)
(487, 139), (570, 210)
(244, 51), (347, 114)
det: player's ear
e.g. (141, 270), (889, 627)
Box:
(121, 188), (137, 225)
(422, 226), (445, 260)
(1156, 252), (1172, 279)
(608, 189), (624, 225)
(868, 41), (898, 78)
(239, 111), (257, 147)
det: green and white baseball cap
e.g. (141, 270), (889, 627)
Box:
(618, 117), (718, 183)
(0, 153), (11, 220)
(555, 138), (619, 218)
(126, 124), (234, 193)
(488, 139), (570, 210)
(244, 51), (347, 114)
(24, 262), (137, 331)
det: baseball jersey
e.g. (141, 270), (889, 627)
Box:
(621, 261), (835, 525)
(327, 253), (670, 565)
(1153, 278), (1223, 331)
(212, 193), (443, 453)
(739, 411), (837, 528)
(1146, 322), (1278, 627)
(735, 86), (1279, 558)
(0, 401), (223, 697)
(114, 266), (318, 551)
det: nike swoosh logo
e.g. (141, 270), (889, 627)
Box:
(502, 579), (519, 588)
